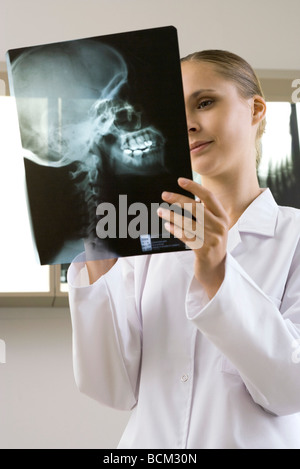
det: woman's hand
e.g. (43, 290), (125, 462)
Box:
(157, 177), (230, 299)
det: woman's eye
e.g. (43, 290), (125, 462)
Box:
(197, 99), (213, 109)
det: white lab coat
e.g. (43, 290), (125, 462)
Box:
(68, 188), (300, 449)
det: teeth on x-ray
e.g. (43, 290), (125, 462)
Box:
(90, 97), (165, 172)
(120, 130), (162, 158)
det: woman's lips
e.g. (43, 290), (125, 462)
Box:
(190, 140), (213, 154)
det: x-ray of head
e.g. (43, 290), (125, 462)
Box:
(11, 40), (165, 173)
(6, 27), (192, 264)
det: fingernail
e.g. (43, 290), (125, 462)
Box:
(162, 191), (172, 200)
(178, 177), (189, 186)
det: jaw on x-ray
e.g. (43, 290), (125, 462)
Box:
(10, 39), (167, 262)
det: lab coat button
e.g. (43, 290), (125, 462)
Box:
(181, 374), (189, 382)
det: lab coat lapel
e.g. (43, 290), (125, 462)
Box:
(237, 188), (278, 237)
(227, 224), (242, 252)
(174, 188), (279, 268)
(228, 188), (278, 251)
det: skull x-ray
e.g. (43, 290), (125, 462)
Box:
(6, 27), (192, 264)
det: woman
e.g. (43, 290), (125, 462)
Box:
(68, 50), (300, 449)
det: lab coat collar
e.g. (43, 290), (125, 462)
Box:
(236, 188), (278, 236)
(175, 188), (279, 261)
(228, 188), (278, 252)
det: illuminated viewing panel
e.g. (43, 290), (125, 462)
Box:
(0, 96), (50, 293)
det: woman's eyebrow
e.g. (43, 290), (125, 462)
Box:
(190, 89), (216, 99)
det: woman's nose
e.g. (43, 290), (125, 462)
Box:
(186, 112), (201, 133)
(188, 124), (198, 133)
(187, 121), (201, 133)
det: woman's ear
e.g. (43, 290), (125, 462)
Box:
(252, 95), (267, 125)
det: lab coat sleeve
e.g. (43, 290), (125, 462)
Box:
(67, 255), (141, 411)
(185, 247), (300, 417)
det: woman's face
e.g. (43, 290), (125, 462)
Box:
(181, 60), (257, 179)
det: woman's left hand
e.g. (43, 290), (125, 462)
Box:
(157, 177), (230, 299)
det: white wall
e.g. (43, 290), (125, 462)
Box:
(1, 0), (300, 69)
(1, 0), (300, 449)
(0, 307), (130, 448)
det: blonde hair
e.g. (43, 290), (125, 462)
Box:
(181, 50), (266, 167)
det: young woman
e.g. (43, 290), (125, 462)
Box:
(67, 50), (300, 449)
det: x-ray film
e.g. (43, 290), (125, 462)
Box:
(6, 26), (193, 264)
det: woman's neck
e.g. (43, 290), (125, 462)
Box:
(201, 169), (262, 228)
